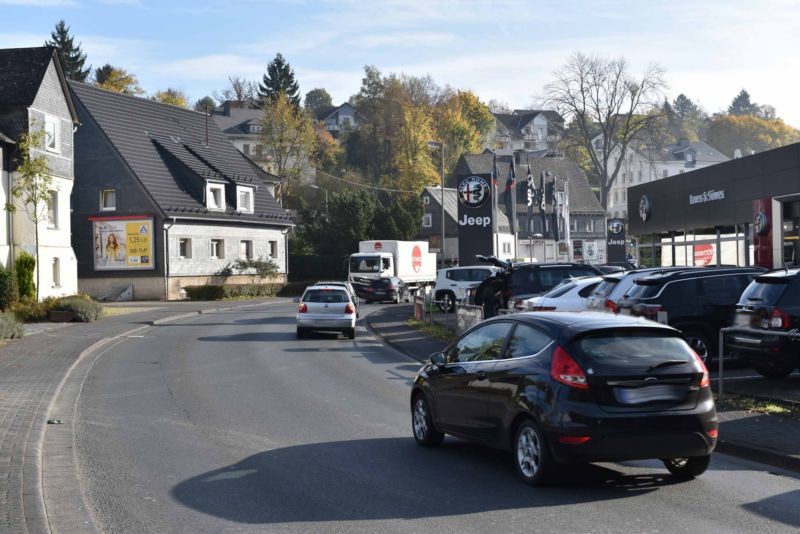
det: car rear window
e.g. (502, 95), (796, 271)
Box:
(624, 280), (661, 299)
(545, 282), (575, 298)
(510, 268), (541, 295)
(573, 331), (695, 370)
(592, 279), (618, 299)
(739, 277), (790, 305)
(303, 289), (349, 303)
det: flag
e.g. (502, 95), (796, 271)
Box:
(562, 179), (571, 256)
(526, 164), (535, 232)
(539, 170), (548, 237)
(491, 151), (498, 255)
(550, 174), (560, 241)
(504, 159), (516, 234)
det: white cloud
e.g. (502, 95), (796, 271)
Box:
(348, 32), (457, 49)
(0, 32), (48, 47)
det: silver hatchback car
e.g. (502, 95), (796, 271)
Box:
(296, 285), (357, 339)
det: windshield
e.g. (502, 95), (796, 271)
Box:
(349, 255), (381, 273)
(574, 331), (695, 370)
(738, 278), (788, 305)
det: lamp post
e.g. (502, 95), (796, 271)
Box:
(427, 141), (445, 265)
(309, 184), (328, 213)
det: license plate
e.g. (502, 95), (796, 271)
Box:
(615, 385), (685, 405)
(734, 314), (751, 327)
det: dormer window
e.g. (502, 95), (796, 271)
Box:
(685, 150), (695, 162)
(207, 183), (225, 210)
(237, 185), (254, 213)
(250, 125), (263, 133)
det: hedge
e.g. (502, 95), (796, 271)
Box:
(55, 296), (104, 322)
(15, 252), (35, 300)
(0, 266), (19, 311)
(288, 255), (348, 282)
(184, 284), (284, 301)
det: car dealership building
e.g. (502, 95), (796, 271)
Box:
(627, 142), (800, 269)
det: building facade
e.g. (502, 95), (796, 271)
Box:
(313, 103), (363, 138)
(487, 110), (564, 157)
(0, 47), (79, 298)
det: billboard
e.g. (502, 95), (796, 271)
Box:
(456, 173), (495, 265)
(92, 216), (155, 271)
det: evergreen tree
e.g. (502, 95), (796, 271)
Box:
(194, 96), (216, 112)
(672, 94), (699, 121)
(258, 53), (300, 109)
(304, 88), (333, 113)
(728, 89), (760, 116)
(45, 20), (90, 82)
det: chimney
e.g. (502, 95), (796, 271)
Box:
(677, 138), (690, 147)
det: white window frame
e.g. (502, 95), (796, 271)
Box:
(210, 239), (224, 259)
(422, 195), (430, 205)
(44, 115), (59, 153)
(239, 240), (253, 260)
(178, 238), (192, 259)
(237, 185), (254, 213)
(46, 190), (58, 229)
(422, 213), (432, 228)
(207, 183), (226, 211)
(100, 189), (116, 211)
(52, 257), (60, 288)
(268, 240), (278, 259)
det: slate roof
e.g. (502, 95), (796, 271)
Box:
(0, 46), (78, 122)
(210, 106), (264, 136)
(69, 81), (292, 225)
(659, 140), (729, 164)
(493, 109), (565, 140)
(0, 130), (14, 144)
(456, 153), (605, 215)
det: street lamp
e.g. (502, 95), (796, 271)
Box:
(427, 141), (445, 264)
(309, 184), (328, 213)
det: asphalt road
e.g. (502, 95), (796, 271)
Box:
(57, 301), (800, 533)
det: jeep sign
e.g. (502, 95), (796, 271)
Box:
(456, 172), (495, 265)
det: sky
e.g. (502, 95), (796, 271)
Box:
(2, 0), (799, 127)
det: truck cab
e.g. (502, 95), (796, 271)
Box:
(348, 253), (394, 282)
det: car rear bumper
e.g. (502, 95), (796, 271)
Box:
(297, 315), (355, 330)
(728, 334), (797, 363)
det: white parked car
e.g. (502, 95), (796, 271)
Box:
(433, 265), (500, 312)
(295, 285), (357, 339)
(523, 276), (603, 312)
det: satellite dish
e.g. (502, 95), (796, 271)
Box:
(734, 149), (742, 159)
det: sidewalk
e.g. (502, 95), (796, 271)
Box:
(367, 305), (800, 474)
(0, 298), (282, 534)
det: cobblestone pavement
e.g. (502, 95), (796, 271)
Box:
(0, 299), (281, 534)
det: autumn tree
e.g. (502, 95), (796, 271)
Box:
(706, 114), (800, 158)
(45, 20), (90, 82)
(260, 92), (316, 202)
(542, 52), (666, 210)
(151, 88), (189, 108)
(6, 125), (54, 300)
(93, 64), (144, 95)
(391, 101), (439, 192)
(304, 88), (333, 113)
(434, 90), (494, 180)
(213, 75), (257, 107)
(258, 53), (300, 109)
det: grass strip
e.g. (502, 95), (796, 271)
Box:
(405, 318), (457, 343)
(715, 392), (800, 420)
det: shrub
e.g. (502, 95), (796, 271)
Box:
(184, 284), (284, 300)
(55, 295), (104, 322)
(277, 281), (311, 297)
(0, 266), (19, 311)
(184, 285), (226, 301)
(15, 252), (35, 300)
(0, 312), (23, 339)
(12, 298), (47, 322)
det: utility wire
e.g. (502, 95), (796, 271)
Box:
(314, 169), (415, 194)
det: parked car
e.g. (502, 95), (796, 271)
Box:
(587, 267), (691, 313)
(410, 312), (717, 485)
(727, 268), (800, 378)
(295, 285), (357, 339)
(506, 262), (603, 310)
(316, 280), (360, 317)
(616, 267), (764, 361)
(434, 266), (500, 312)
(362, 276), (409, 304)
(596, 265), (626, 274)
(523, 276), (603, 312)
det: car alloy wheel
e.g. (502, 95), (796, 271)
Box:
(438, 292), (455, 313)
(686, 334), (709, 362)
(662, 455), (711, 478)
(513, 420), (553, 485)
(412, 395), (443, 446)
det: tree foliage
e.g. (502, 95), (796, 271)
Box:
(213, 75), (257, 107)
(94, 64), (144, 95)
(728, 89), (760, 117)
(706, 114), (800, 158)
(435, 90), (495, 180)
(258, 53), (300, 109)
(304, 88), (333, 113)
(391, 101), (439, 192)
(194, 95), (216, 112)
(151, 88), (189, 108)
(45, 19), (90, 82)
(542, 52), (666, 210)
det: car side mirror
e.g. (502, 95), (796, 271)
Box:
(292, 297), (300, 303)
(430, 352), (446, 366)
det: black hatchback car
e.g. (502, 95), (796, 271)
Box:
(410, 313), (717, 485)
(361, 276), (409, 303)
(728, 268), (800, 378)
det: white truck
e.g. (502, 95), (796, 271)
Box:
(348, 240), (437, 295)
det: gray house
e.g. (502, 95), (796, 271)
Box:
(69, 82), (293, 300)
(0, 47), (80, 298)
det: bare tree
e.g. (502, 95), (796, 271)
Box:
(213, 75), (258, 107)
(542, 53), (666, 210)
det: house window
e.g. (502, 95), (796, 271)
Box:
(256, 145), (264, 158)
(243, 144), (250, 155)
(101, 189), (116, 211)
(210, 239), (224, 259)
(250, 125), (263, 133)
(584, 219), (594, 233)
(422, 195), (430, 205)
(268, 240), (278, 259)
(239, 240), (253, 260)
(422, 213), (432, 228)
(237, 186), (254, 213)
(179, 238), (192, 259)
(46, 191), (58, 229)
(502, 242), (511, 254)
(207, 184), (225, 210)
(52, 257), (60, 287)
(570, 218), (578, 232)
(44, 115), (59, 153)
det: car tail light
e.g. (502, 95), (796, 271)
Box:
(692, 350), (710, 388)
(707, 429), (718, 439)
(770, 308), (791, 329)
(344, 303), (355, 315)
(513, 298), (525, 310)
(604, 298), (618, 313)
(632, 303), (662, 318)
(298, 303), (308, 313)
(558, 435), (592, 445)
(550, 346), (588, 389)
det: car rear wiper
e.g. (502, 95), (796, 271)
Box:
(646, 360), (689, 372)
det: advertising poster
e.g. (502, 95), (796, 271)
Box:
(92, 216), (155, 271)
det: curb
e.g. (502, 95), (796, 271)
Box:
(366, 314), (425, 364)
(716, 440), (800, 474)
(31, 299), (282, 534)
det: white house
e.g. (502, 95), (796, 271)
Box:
(487, 110), (564, 156)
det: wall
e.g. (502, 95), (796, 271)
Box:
(0, 144), (8, 267)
